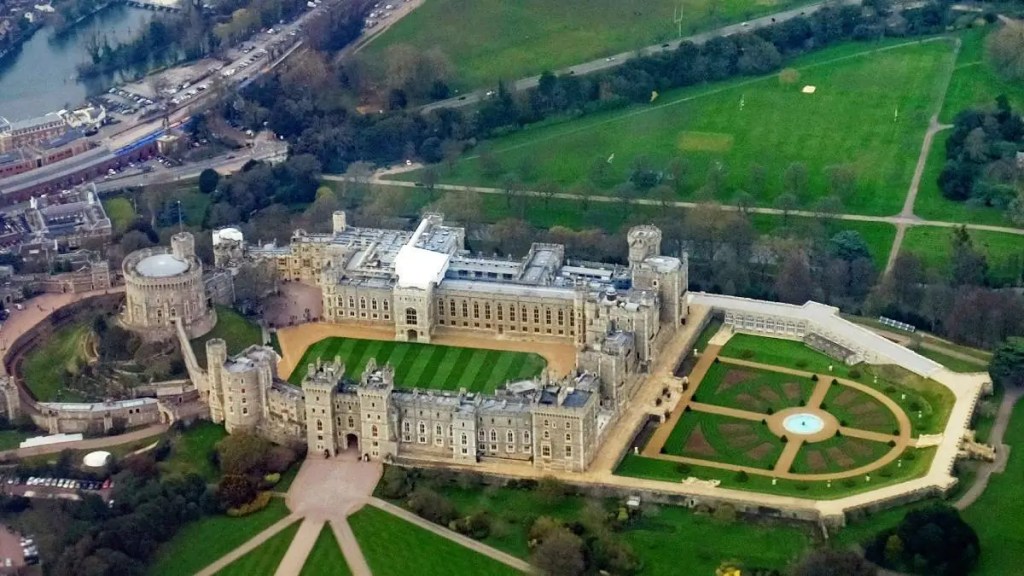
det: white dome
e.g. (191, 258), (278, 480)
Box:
(82, 451), (111, 467)
(136, 253), (189, 277)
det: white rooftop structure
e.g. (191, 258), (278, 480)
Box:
(19, 433), (83, 448)
(82, 450), (112, 467)
(690, 293), (944, 378)
(136, 254), (189, 277)
(212, 227), (244, 246)
(394, 216), (452, 289)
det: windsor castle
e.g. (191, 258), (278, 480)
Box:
(176, 212), (688, 472)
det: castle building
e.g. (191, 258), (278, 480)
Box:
(122, 231), (216, 339)
(181, 215), (689, 472)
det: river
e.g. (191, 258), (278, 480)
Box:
(0, 4), (153, 122)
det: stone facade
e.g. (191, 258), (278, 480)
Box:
(121, 232), (216, 339)
(178, 217), (689, 473)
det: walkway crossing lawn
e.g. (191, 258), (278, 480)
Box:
(663, 410), (785, 469)
(411, 38), (957, 216)
(348, 506), (522, 576)
(900, 226), (1024, 288)
(624, 505), (809, 576)
(963, 398), (1024, 576)
(789, 435), (892, 475)
(616, 447), (936, 499)
(191, 306), (264, 368)
(214, 520), (301, 576)
(365, 0), (813, 90)
(159, 421), (228, 481)
(149, 498), (291, 576)
(299, 523), (352, 576)
(694, 362), (815, 413)
(719, 334), (844, 375)
(823, 384), (899, 435)
(288, 337), (546, 393)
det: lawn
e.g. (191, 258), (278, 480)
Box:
(859, 365), (955, 437)
(159, 421), (228, 481)
(822, 383), (900, 435)
(0, 430), (32, 451)
(616, 447), (934, 500)
(913, 26), (1024, 226)
(387, 477), (810, 573)
(20, 322), (90, 402)
(299, 523), (352, 576)
(348, 505), (523, 576)
(718, 333), (845, 375)
(662, 409), (785, 469)
(963, 397), (1024, 576)
(692, 362), (815, 413)
(624, 505), (809, 576)
(215, 519), (301, 576)
(103, 197), (136, 234)
(913, 346), (988, 373)
(288, 337), (546, 393)
(900, 226), (1024, 288)
(191, 306), (264, 368)
(396, 38), (957, 215)
(365, 0), (814, 90)
(789, 434), (892, 475)
(693, 317), (722, 353)
(149, 498), (292, 576)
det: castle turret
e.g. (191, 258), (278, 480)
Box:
(332, 211), (348, 235)
(171, 231), (196, 261)
(303, 357), (345, 456)
(627, 225), (662, 268)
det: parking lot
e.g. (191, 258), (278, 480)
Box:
(0, 526), (32, 571)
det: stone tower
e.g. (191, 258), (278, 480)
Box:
(171, 231), (196, 261)
(332, 211), (348, 234)
(357, 359), (397, 460)
(302, 357), (344, 457)
(205, 339), (228, 424)
(627, 225), (662, 269)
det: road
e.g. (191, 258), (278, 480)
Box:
(327, 175), (1024, 238)
(421, 0), (861, 113)
(955, 388), (1023, 510)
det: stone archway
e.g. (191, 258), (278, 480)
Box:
(345, 433), (359, 453)
(406, 329), (418, 342)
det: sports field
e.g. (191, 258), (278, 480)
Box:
(400, 38), (956, 215)
(366, 0), (813, 90)
(288, 337), (547, 393)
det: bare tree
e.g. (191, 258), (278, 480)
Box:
(986, 23), (1024, 82)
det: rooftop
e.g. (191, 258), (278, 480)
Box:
(136, 253), (189, 277)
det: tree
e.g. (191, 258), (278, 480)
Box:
(774, 192), (798, 223)
(121, 230), (155, 253)
(949, 226), (987, 287)
(824, 164), (856, 199)
(783, 162), (808, 197)
(216, 432), (272, 476)
(986, 22), (1024, 82)
(216, 474), (257, 509)
(778, 67), (801, 85)
(538, 181), (559, 207)
(303, 186), (342, 232)
(990, 337), (1024, 389)
(198, 168), (220, 194)
(793, 549), (877, 576)
(407, 488), (457, 525)
(532, 528), (585, 576)
(829, 230), (871, 262)
(733, 190), (755, 214)
(775, 249), (813, 304)
(890, 505), (979, 576)
(232, 262), (277, 306)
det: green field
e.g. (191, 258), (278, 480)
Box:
(215, 520), (301, 576)
(900, 226), (1024, 287)
(0, 430), (32, 450)
(103, 197), (136, 234)
(348, 506), (522, 576)
(191, 306), (264, 368)
(366, 0), (813, 90)
(149, 498), (292, 576)
(859, 365), (954, 437)
(913, 26), (1024, 226)
(21, 323), (90, 402)
(288, 337), (546, 393)
(719, 333), (849, 375)
(694, 317), (723, 353)
(663, 410), (785, 468)
(397, 39), (956, 215)
(300, 523), (352, 576)
(913, 346), (987, 373)
(823, 383), (899, 435)
(789, 435), (891, 475)
(159, 421), (229, 481)
(963, 399), (1024, 576)
(616, 447), (934, 499)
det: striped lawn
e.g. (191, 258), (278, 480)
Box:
(288, 338), (546, 393)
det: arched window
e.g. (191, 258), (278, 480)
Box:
(348, 296), (355, 308)
(316, 419), (323, 431)
(489, 429), (497, 442)
(402, 421), (411, 433)
(523, 431), (531, 444)
(506, 430), (515, 443)
(418, 422), (426, 434)
(435, 424), (443, 436)
(383, 300), (390, 311)
(372, 298), (378, 310)
(405, 307), (418, 325)
(460, 433), (468, 446)
(565, 433), (572, 442)
(359, 297), (366, 309)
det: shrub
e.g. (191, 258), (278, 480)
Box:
(380, 465), (413, 499)
(811, 374), (819, 382)
(831, 378), (839, 385)
(408, 488), (457, 525)
(888, 440), (897, 447)
(263, 472), (281, 486)
(843, 478), (857, 488)
(796, 360), (808, 369)
(714, 357), (721, 364)
(450, 511), (491, 539)
(712, 503), (737, 522)
(217, 474), (258, 509)
(676, 463), (692, 475)
(265, 445), (297, 473)
(227, 491), (272, 517)
(740, 349), (755, 359)
(781, 435), (788, 443)
(767, 407), (774, 415)
(848, 369), (862, 379)
(795, 483), (810, 491)
(735, 470), (749, 483)
(909, 401), (922, 412)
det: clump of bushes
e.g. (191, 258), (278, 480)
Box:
(848, 368), (862, 379)
(227, 491), (272, 517)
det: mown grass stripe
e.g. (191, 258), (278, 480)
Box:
(488, 352), (517, 387)
(458, 350), (491, 392)
(343, 339), (372, 375)
(429, 347), (463, 387)
(404, 344), (438, 386)
(474, 350), (505, 391)
(414, 346), (447, 388)
(394, 344), (423, 382)
(442, 348), (477, 390)
(383, 346), (410, 380)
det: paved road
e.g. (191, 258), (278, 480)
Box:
(955, 388), (1024, 510)
(328, 175), (1024, 237)
(420, 0), (861, 113)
